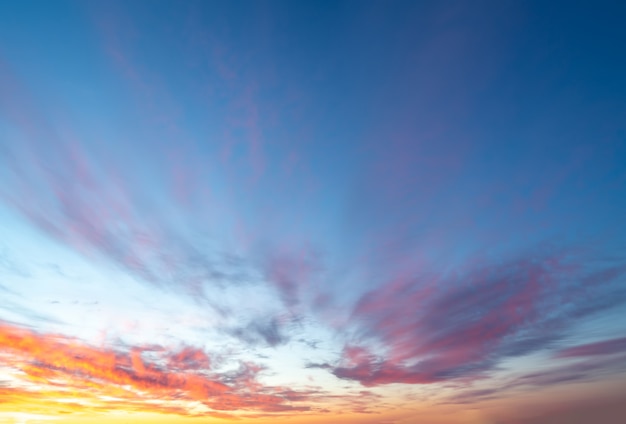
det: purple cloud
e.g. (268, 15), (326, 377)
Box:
(447, 350), (626, 405)
(554, 336), (626, 358)
(325, 248), (626, 386)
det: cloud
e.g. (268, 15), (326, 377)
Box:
(0, 321), (316, 417)
(324, 248), (626, 386)
(446, 344), (626, 405)
(228, 316), (290, 348)
(262, 245), (322, 308)
(166, 345), (209, 368)
(0, 51), (313, 313)
(0, 246), (30, 279)
(554, 336), (626, 358)
(503, 395), (626, 424)
(0, 59), (258, 303)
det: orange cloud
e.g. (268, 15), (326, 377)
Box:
(0, 321), (313, 419)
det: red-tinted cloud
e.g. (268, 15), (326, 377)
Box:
(554, 336), (626, 358)
(326, 249), (626, 386)
(0, 321), (313, 416)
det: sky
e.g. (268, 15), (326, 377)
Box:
(1, 0), (626, 423)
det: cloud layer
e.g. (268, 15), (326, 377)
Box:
(323, 249), (626, 386)
(0, 321), (313, 417)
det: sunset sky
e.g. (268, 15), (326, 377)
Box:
(1, 1), (626, 423)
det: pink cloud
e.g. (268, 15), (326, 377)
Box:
(326, 248), (626, 386)
(554, 336), (626, 358)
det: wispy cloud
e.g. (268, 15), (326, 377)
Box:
(228, 316), (291, 348)
(323, 248), (626, 386)
(447, 350), (626, 405)
(554, 336), (626, 358)
(0, 59), (255, 303)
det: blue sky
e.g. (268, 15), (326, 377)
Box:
(1, 1), (626, 423)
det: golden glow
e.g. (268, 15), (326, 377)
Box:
(0, 322), (314, 421)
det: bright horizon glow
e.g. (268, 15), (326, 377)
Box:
(1, 1), (626, 423)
